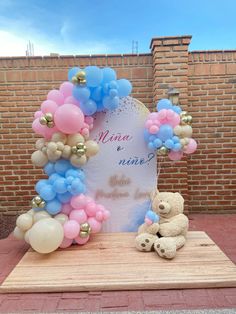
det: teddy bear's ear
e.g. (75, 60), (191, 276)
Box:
(150, 188), (159, 200)
(175, 192), (184, 204)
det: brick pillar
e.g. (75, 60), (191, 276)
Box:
(150, 35), (192, 211)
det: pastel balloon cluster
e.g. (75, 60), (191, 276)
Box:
(60, 194), (110, 248)
(69, 66), (132, 114)
(144, 210), (159, 225)
(144, 98), (197, 161)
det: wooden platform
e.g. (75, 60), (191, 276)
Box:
(1, 232), (236, 293)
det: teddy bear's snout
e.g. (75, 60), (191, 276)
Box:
(159, 204), (165, 210)
(158, 201), (171, 214)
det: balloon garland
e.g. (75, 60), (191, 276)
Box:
(144, 98), (197, 160)
(13, 66), (132, 254)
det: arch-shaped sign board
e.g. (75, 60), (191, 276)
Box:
(84, 97), (157, 232)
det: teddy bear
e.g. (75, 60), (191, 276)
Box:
(135, 190), (189, 259)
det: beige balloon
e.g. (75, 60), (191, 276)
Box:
(47, 149), (62, 161)
(27, 209), (36, 217)
(47, 142), (57, 152)
(85, 140), (99, 157)
(51, 132), (67, 144)
(29, 218), (64, 254)
(33, 210), (51, 223)
(70, 154), (87, 167)
(31, 150), (48, 167)
(13, 226), (25, 240)
(24, 229), (31, 244)
(62, 145), (72, 159)
(67, 133), (84, 146)
(54, 213), (69, 225)
(16, 213), (33, 231)
(56, 141), (64, 151)
(35, 138), (46, 150)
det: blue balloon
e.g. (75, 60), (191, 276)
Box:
(102, 68), (117, 83)
(173, 143), (182, 151)
(149, 135), (156, 142)
(102, 96), (112, 109)
(70, 178), (84, 195)
(146, 210), (159, 223)
(46, 199), (61, 215)
(109, 88), (118, 98)
(117, 79), (132, 97)
(40, 185), (56, 201)
(109, 80), (118, 89)
(157, 124), (173, 141)
(35, 180), (48, 194)
(48, 173), (61, 184)
(80, 99), (97, 116)
(85, 66), (103, 87)
(65, 169), (79, 178)
(156, 98), (172, 111)
(53, 178), (67, 194)
(57, 192), (72, 204)
(96, 102), (105, 112)
(172, 136), (180, 143)
(154, 138), (162, 148)
(68, 67), (81, 81)
(148, 142), (155, 150)
(102, 83), (109, 94)
(144, 129), (150, 142)
(109, 96), (119, 110)
(91, 86), (103, 101)
(44, 162), (55, 176)
(73, 86), (90, 102)
(172, 105), (182, 114)
(165, 139), (174, 149)
(54, 159), (71, 175)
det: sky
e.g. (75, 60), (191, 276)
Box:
(0, 0), (235, 57)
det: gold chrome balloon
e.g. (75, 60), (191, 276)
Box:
(39, 112), (55, 128)
(31, 196), (46, 209)
(157, 146), (169, 156)
(39, 116), (47, 125)
(71, 142), (87, 157)
(79, 222), (91, 237)
(71, 76), (78, 84)
(76, 71), (86, 85)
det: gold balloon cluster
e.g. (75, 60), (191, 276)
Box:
(31, 132), (99, 168)
(39, 112), (54, 128)
(14, 209), (68, 254)
(80, 222), (91, 238)
(157, 146), (169, 156)
(71, 71), (86, 85)
(180, 111), (192, 125)
(31, 195), (46, 209)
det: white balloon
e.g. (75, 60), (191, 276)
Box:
(16, 213), (33, 231)
(13, 226), (25, 240)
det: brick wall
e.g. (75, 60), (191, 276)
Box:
(0, 35), (236, 238)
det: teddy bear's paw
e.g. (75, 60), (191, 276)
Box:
(135, 233), (157, 252)
(154, 237), (176, 259)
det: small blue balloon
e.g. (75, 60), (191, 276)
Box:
(172, 136), (180, 143)
(54, 159), (71, 175)
(117, 79), (132, 97)
(46, 199), (62, 215)
(146, 210), (159, 223)
(144, 129), (150, 142)
(156, 98), (172, 111)
(102, 96), (112, 109)
(165, 139), (174, 149)
(96, 102), (105, 112)
(173, 143), (182, 151)
(109, 96), (119, 110)
(65, 169), (79, 178)
(148, 142), (155, 150)
(172, 105), (182, 114)
(109, 80), (118, 89)
(48, 173), (61, 184)
(102, 68), (117, 83)
(109, 88), (118, 98)
(149, 135), (156, 142)
(85, 66), (103, 87)
(154, 138), (162, 148)
(157, 124), (173, 141)
(40, 185), (56, 201)
(53, 178), (67, 194)
(68, 67), (81, 81)
(44, 162), (55, 176)
(57, 192), (72, 204)
(70, 178), (84, 195)
(73, 86), (90, 102)
(91, 86), (103, 102)
(35, 180), (48, 194)
(80, 99), (97, 116)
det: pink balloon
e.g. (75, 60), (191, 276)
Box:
(60, 237), (73, 248)
(32, 118), (56, 139)
(47, 90), (64, 105)
(168, 150), (183, 161)
(85, 202), (97, 217)
(81, 128), (89, 138)
(149, 125), (159, 134)
(54, 104), (84, 134)
(63, 220), (80, 239)
(70, 194), (87, 209)
(69, 209), (87, 224)
(85, 116), (94, 125)
(103, 210), (110, 220)
(149, 112), (158, 120)
(184, 138), (197, 154)
(87, 217), (102, 233)
(61, 203), (73, 215)
(95, 211), (104, 222)
(60, 82), (73, 98)
(64, 96), (80, 106)
(34, 110), (41, 118)
(41, 100), (58, 114)
(74, 235), (90, 245)
(145, 120), (153, 128)
(157, 109), (167, 120)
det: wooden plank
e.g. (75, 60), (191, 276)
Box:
(1, 231), (236, 293)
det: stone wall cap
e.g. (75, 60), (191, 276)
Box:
(150, 35), (192, 49)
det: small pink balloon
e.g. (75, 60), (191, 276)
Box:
(149, 112), (158, 120)
(87, 217), (102, 233)
(85, 202), (97, 217)
(184, 138), (197, 154)
(34, 110), (42, 118)
(170, 114), (180, 128)
(157, 109), (167, 119)
(61, 203), (73, 215)
(103, 210), (110, 220)
(60, 237), (73, 248)
(81, 128), (89, 138)
(145, 119), (153, 128)
(74, 235), (90, 245)
(168, 150), (183, 161)
(70, 194), (87, 209)
(64, 96), (80, 106)
(145, 217), (152, 225)
(149, 125), (159, 134)
(63, 220), (80, 239)
(60, 82), (73, 98)
(85, 116), (94, 125)
(47, 89), (64, 105)
(41, 100), (58, 114)
(95, 211), (104, 222)
(166, 109), (175, 119)
(69, 209), (87, 224)
(54, 104), (84, 134)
